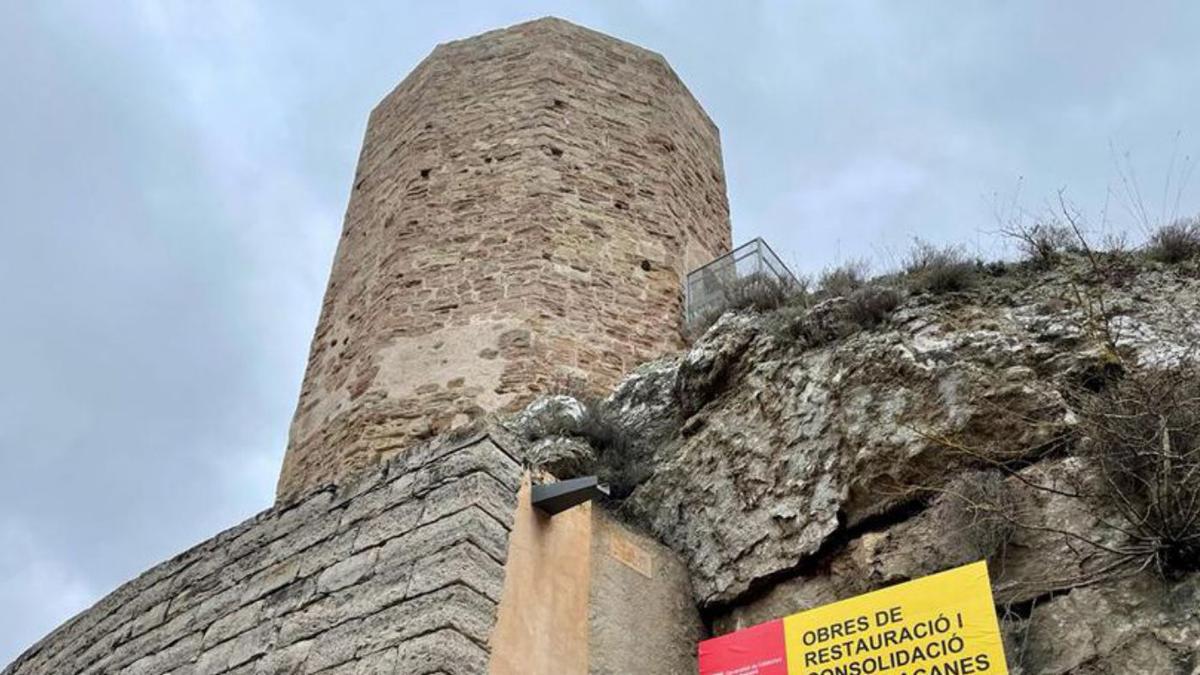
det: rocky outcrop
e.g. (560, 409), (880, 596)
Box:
(512, 255), (1200, 673)
(613, 258), (1200, 608)
(1012, 573), (1200, 673)
(708, 458), (1124, 630)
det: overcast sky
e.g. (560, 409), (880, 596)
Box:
(3, 0), (1200, 663)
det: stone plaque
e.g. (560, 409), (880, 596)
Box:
(608, 530), (653, 578)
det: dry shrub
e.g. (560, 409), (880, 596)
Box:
(924, 364), (1200, 583)
(999, 615), (1032, 675)
(817, 259), (870, 299)
(939, 471), (1020, 563)
(1003, 220), (1076, 268)
(1076, 365), (1200, 578)
(768, 303), (834, 348)
(523, 394), (648, 500)
(904, 240), (978, 294)
(769, 285), (902, 349)
(573, 399), (649, 499)
(1146, 217), (1200, 263)
(843, 285), (902, 329)
(723, 272), (799, 313)
(686, 272), (804, 340)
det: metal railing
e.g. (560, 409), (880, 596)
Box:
(684, 238), (801, 327)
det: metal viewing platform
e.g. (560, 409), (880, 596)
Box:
(684, 238), (801, 327)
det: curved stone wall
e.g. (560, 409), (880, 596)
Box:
(3, 432), (522, 675)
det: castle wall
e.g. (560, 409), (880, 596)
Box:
(488, 477), (702, 674)
(3, 432), (523, 675)
(587, 509), (702, 674)
(278, 17), (732, 503)
(488, 480), (594, 674)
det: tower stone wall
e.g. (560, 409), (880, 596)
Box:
(278, 17), (732, 502)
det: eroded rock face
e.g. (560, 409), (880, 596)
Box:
(709, 459), (1125, 634)
(506, 257), (1200, 673)
(626, 299), (1069, 604)
(1013, 573), (1200, 674)
(617, 259), (1200, 608)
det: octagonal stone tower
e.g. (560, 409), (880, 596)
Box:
(278, 17), (732, 502)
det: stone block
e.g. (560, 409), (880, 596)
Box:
(358, 584), (496, 655)
(240, 559), (301, 605)
(350, 501), (423, 553)
(406, 542), (505, 603)
(418, 471), (518, 526)
(203, 600), (263, 648)
(393, 630), (488, 675)
(378, 507), (508, 570)
(255, 638), (311, 675)
(302, 619), (361, 674)
(352, 648), (397, 674)
(316, 548), (378, 594)
(295, 530), (356, 580)
(225, 623), (274, 672)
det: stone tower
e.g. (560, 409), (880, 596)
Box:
(278, 17), (732, 502)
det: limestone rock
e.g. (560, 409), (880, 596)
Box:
(525, 436), (596, 478)
(710, 459), (1127, 633)
(626, 258), (1200, 607)
(507, 394), (585, 441)
(605, 357), (682, 448)
(1015, 573), (1200, 674)
(676, 312), (761, 417)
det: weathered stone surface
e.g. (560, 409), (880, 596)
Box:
(615, 257), (1200, 608)
(1012, 573), (1200, 674)
(3, 431), (521, 675)
(277, 16), (732, 504)
(508, 395), (585, 439)
(524, 436), (596, 479)
(394, 629), (488, 674)
(588, 511), (703, 675)
(358, 584), (496, 654)
(709, 459), (1128, 634)
(602, 357), (683, 448)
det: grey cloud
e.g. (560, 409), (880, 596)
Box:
(3, 0), (1200, 664)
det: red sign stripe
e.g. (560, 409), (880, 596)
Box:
(698, 619), (788, 675)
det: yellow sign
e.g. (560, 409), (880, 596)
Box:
(784, 561), (1007, 675)
(699, 561), (1008, 675)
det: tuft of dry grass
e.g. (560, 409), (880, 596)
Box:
(1002, 220), (1076, 268)
(1145, 217), (1200, 264)
(904, 240), (978, 294)
(522, 392), (650, 500)
(843, 285), (902, 328)
(1076, 366), (1200, 579)
(686, 272), (805, 340)
(769, 284), (903, 350)
(816, 259), (870, 299)
(722, 272), (798, 313)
